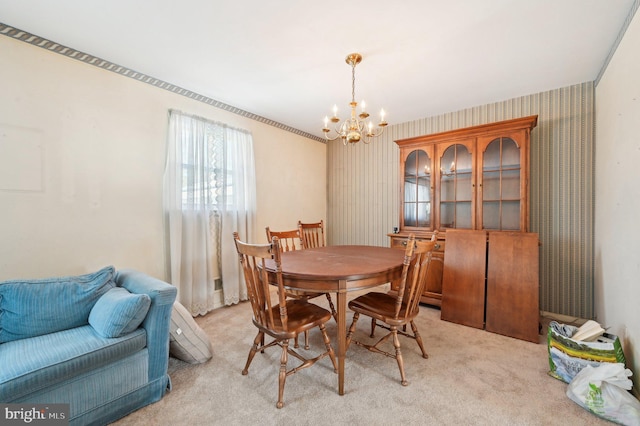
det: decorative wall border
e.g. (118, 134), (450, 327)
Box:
(0, 22), (325, 143)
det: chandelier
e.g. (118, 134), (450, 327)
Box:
(322, 53), (387, 145)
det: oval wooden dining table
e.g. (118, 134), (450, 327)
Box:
(265, 245), (405, 395)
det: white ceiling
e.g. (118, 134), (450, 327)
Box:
(0, 0), (636, 140)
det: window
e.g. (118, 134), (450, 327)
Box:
(164, 110), (256, 313)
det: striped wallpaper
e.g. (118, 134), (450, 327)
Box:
(327, 82), (595, 318)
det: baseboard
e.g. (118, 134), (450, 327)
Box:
(540, 311), (586, 327)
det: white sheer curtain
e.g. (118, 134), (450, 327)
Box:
(164, 110), (255, 315)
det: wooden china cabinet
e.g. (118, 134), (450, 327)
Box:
(388, 116), (540, 342)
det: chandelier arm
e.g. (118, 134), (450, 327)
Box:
(367, 126), (386, 138)
(323, 132), (341, 142)
(324, 120), (351, 141)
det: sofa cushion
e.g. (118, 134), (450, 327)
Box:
(169, 301), (213, 364)
(89, 287), (151, 338)
(0, 324), (147, 402)
(0, 266), (116, 343)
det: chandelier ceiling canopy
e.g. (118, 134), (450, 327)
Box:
(322, 53), (387, 145)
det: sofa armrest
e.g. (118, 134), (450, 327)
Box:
(115, 269), (177, 381)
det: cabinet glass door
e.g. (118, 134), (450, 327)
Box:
(439, 144), (472, 229)
(403, 149), (431, 227)
(482, 137), (521, 230)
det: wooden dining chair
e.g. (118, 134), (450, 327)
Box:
(298, 219), (325, 249)
(345, 234), (436, 386)
(233, 232), (337, 409)
(297, 220), (337, 318)
(265, 226), (309, 348)
(264, 227), (304, 252)
(265, 226), (334, 349)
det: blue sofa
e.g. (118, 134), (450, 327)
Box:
(0, 266), (177, 425)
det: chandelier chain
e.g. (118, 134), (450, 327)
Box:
(351, 61), (356, 104)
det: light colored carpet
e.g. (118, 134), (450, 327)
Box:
(112, 289), (609, 426)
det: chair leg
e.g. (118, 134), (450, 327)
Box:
(318, 323), (338, 373)
(410, 320), (429, 359)
(243, 331), (263, 375)
(391, 327), (408, 386)
(346, 312), (360, 350)
(294, 333), (300, 348)
(277, 339), (289, 409)
(325, 293), (337, 321)
(370, 318), (376, 337)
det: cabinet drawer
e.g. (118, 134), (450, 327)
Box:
(390, 237), (409, 249)
(390, 235), (444, 251)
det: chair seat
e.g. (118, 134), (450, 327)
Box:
(256, 300), (333, 339)
(348, 292), (417, 326)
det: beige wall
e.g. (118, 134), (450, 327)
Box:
(595, 7), (640, 395)
(0, 35), (326, 281)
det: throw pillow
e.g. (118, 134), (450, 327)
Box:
(0, 266), (116, 343)
(89, 287), (151, 338)
(169, 301), (213, 364)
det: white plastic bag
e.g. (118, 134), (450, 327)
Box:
(566, 363), (640, 425)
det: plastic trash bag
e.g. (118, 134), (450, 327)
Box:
(566, 363), (640, 425)
(548, 324), (626, 383)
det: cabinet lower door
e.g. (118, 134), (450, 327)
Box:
(441, 230), (487, 329)
(485, 232), (539, 342)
